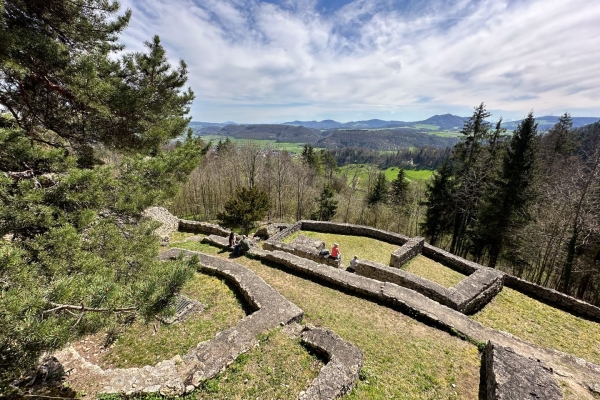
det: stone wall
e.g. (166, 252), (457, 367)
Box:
(422, 243), (483, 275)
(390, 237), (424, 268)
(354, 259), (503, 314)
(504, 275), (600, 322)
(300, 221), (409, 245)
(263, 240), (342, 268)
(178, 219), (230, 237)
(269, 222), (302, 242)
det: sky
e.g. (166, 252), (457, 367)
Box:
(119, 0), (600, 123)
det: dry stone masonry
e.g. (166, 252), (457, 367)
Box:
(142, 207), (180, 246)
(390, 236), (425, 268)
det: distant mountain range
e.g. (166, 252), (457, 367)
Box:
(188, 114), (599, 151)
(193, 114), (599, 132)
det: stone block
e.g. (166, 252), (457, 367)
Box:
(390, 237), (425, 268)
(291, 234), (325, 250)
(485, 341), (562, 400)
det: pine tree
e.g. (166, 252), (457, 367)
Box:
(478, 112), (539, 268)
(217, 186), (270, 235)
(390, 169), (409, 206)
(0, 0), (201, 382)
(367, 172), (388, 206)
(312, 186), (338, 221)
(421, 161), (456, 246)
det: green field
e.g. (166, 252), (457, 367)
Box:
(198, 135), (313, 154)
(341, 165), (433, 186)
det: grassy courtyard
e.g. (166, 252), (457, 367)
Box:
(174, 239), (481, 399)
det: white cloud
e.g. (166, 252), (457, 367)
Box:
(118, 0), (600, 122)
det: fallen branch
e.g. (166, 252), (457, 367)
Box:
(43, 302), (137, 314)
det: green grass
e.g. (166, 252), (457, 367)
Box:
(340, 164), (433, 187)
(472, 287), (600, 365)
(197, 136), (318, 154)
(99, 271), (246, 368)
(413, 124), (440, 130)
(283, 230), (399, 266)
(402, 255), (466, 288)
(383, 167), (433, 182)
(177, 240), (481, 399)
(195, 329), (322, 399)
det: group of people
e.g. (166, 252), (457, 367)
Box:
(227, 232), (359, 272)
(324, 243), (359, 272)
(229, 231), (251, 256)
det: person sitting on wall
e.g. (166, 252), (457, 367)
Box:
(240, 235), (251, 255)
(330, 243), (340, 260)
(348, 255), (358, 272)
(228, 231), (235, 248)
(233, 237), (242, 256)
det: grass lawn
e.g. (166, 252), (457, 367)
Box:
(402, 255), (467, 288)
(174, 240), (481, 399)
(98, 271), (246, 369)
(383, 166), (433, 182)
(197, 136), (316, 154)
(283, 230), (399, 266)
(472, 287), (600, 365)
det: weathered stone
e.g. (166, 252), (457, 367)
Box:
(291, 234), (325, 250)
(178, 219), (230, 237)
(55, 249), (304, 398)
(450, 268), (504, 314)
(300, 220), (409, 245)
(269, 221), (302, 241)
(263, 240), (342, 268)
(390, 237), (424, 268)
(299, 326), (363, 400)
(142, 207), (180, 246)
(485, 342), (562, 400)
(422, 243), (482, 274)
(254, 223), (289, 240)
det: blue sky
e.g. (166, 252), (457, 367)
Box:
(119, 0), (600, 123)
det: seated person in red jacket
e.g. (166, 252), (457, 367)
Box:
(330, 243), (340, 260)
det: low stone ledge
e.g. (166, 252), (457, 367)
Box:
(269, 221), (302, 242)
(291, 234), (325, 250)
(263, 240), (342, 268)
(355, 260), (455, 308)
(422, 243), (482, 275)
(485, 341), (562, 400)
(390, 237), (424, 268)
(178, 219), (230, 237)
(202, 234), (230, 249)
(504, 275), (600, 323)
(299, 326), (363, 400)
(256, 247), (600, 396)
(55, 250), (304, 397)
(450, 268), (504, 314)
(300, 220), (409, 245)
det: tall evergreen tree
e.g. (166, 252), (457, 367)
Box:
(367, 172), (388, 206)
(0, 0), (201, 383)
(312, 185), (338, 221)
(421, 161), (456, 246)
(390, 169), (409, 206)
(478, 112), (539, 268)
